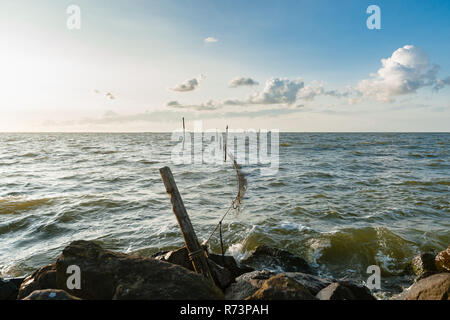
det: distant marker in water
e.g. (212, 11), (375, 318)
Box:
(182, 117), (185, 150)
(224, 125), (228, 162)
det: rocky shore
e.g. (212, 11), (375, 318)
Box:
(1, 241), (449, 300)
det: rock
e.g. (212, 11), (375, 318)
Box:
(397, 273), (450, 300)
(155, 247), (193, 271)
(225, 270), (275, 300)
(208, 259), (233, 290)
(0, 277), (24, 300)
(246, 274), (317, 300)
(316, 281), (376, 300)
(241, 245), (314, 274)
(154, 247), (239, 290)
(22, 289), (81, 300)
(56, 240), (223, 300)
(284, 272), (332, 295)
(208, 253), (254, 279)
(412, 252), (437, 280)
(17, 264), (57, 300)
(435, 246), (450, 273)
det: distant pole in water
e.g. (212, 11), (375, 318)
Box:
(224, 125), (228, 162)
(182, 117), (185, 150)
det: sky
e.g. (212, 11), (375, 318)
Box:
(0, 0), (449, 132)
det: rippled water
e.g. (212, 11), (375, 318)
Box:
(0, 133), (449, 298)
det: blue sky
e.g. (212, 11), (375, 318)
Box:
(0, 0), (449, 131)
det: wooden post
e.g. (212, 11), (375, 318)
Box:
(159, 166), (213, 281)
(182, 117), (185, 150)
(224, 125), (228, 162)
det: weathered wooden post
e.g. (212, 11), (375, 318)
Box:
(159, 166), (213, 281)
(182, 117), (185, 150)
(224, 125), (228, 162)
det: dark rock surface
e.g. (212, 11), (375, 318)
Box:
(209, 253), (254, 279)
(412, 252), (438, 281)
(241, 245), (314, 274)
(246, 274), (317, 300)
(56, 240), (223, 300)
(283, 272), (332, 295)
(225, 270), (275, 300)
(396, 273), (450, 300)
(23, 289), (81, 300)
(0, 277), (24, 300)
(17, 264), (57, 300)
(316, 281), (376, 300)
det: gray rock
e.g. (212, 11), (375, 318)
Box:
(241, 245), (314, 274)
(23, 289), (81, 300)
(316, 281), (376, 300)
(56, 240), (223, 300)
(17, 264), (57, 300)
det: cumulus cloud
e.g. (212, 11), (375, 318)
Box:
(229, 77), (259, 88)
(355, 45), (449, 102)
(170, 74), (205, 92)
(248, 78), (305, 105)
(204, 37), (218, 43)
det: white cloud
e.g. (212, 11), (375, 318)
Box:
(356, 45), (448, 102)
(248, 78), (305, 105)
(229, 77), (259, 88)
(204, 37), (218, 43)
(170, 74), (205, 92)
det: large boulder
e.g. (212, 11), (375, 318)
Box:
(0, 277), (24, 300)
(246, 274), (317, 300)
(396, 273), (450, 300)
(225, 270), (330, 300)
(283, 272), (332, 295)
(316, 281), (376, 300)
(412, 252), (437, 281)
(56, 240), (223, 300)
(435, 246), (450, 273)
(225, 270), (275, 300)
(241, 245), (314, 274)
(17, 264), (57, 300)
(23, 289), (81, 300)
(154, 246), (234, 290)
(208, 253), (254, 279)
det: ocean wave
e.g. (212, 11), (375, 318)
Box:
(0, 196), (53, 215)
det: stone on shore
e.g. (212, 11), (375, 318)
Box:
(23, 289), (81, 300)
(0, 277), (24, 300)
(396, 273), (450, 300)
(225, 270), (330, 300)
(17, 264), (57, 300)
(412, 252), (437, 281)
(225, 270), (275, 300)
(208, 253), (254, 279)
(56, 240), (224, 300)
(154, 246), (251, 290)
(241, 245), (314, 274)
(315, 281), (376, 300)
(435, 246), (450, 273)
(246, 274), (317, 300)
